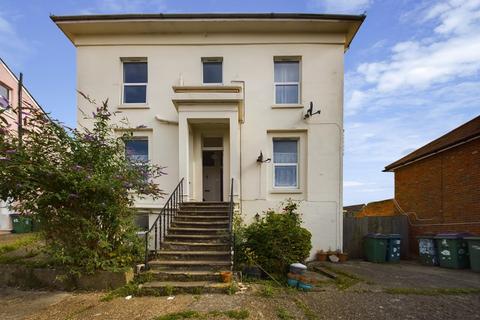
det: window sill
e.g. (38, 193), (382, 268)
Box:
(269, 188), (303, 194)
(271, 104), (304, 109)
(118, 104), (149, 110)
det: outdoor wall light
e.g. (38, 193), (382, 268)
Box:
(256, 151), (271, 163)
(304, 101), (321, 119)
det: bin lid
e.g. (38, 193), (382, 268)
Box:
(290, 263), (307, 270)
(416, 235), (436, 239)
(434, 233), (471, 239)
(365, 233), (388, 239)
(386, 233), (401, 239)
(464, 236), (480, 241)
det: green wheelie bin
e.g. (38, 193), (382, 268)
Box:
(364, 233), (388, 263)
(386, 234), (401, 262)
(10, 214), (32, 233)
(417, 234), (439, 266)
(464, 237), (480, 272)
(435, 233), (470, 269)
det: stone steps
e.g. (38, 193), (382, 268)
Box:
(156, 250), (231, 261)
(171, 221), (229, 229)
(165, 234), (229, 243)
(149, 260), (232, 271)
(162, 241), (230, 251)
(168, 227), (228, 235)
(142, 201), (232, 294)
(139, 281), (230, 295)
(146, 270), (223, 282)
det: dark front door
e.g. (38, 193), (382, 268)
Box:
(202, 150), (223, 201)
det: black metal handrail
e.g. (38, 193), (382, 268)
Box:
(144, 178), (184, 268)
(228, 178), (234, 270)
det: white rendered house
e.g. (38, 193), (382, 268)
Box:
(53, 13), (364, 256)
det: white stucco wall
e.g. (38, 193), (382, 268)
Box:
(75, 31), (345, 256)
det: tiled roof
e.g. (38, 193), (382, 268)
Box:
(384, 115), (480, 171)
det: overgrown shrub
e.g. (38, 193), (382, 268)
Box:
(236, 200), (312, 275)
(0, 95), (165, 274)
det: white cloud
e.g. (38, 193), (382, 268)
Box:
(308, 0), (372, 13)
(344, 181), (365, 187)
(83, 0), (167, 14)
(0, 12), (31, 68)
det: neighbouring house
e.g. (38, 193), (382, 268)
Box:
(384, 115), (480, 255)
(51, 13), (365, 259)
(343, 204), (365, 217)
(355, 199), (398, 218)
(0, 57), (47, 231)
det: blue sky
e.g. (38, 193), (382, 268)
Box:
(1, 0), (479, 205)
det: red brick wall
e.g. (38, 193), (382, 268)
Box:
(394, 138), (480, 255)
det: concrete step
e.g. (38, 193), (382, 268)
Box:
(178, 209), (229, 215)
(157, 250), (231, 261)
(182, 202), (228, 206)
(174, 215), (229, 222)
(171, 221), (229, 229)
(149, 260), (232, 271)
(168, 227), (228, 235)
(165, 234), (230, 243)
(139, 281), (230, 295)
(146, 270), (225, 282)
(162, 241), (230, 251)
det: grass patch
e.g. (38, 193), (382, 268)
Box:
(294, 298), (317, 320)
(385, 287), (480, 296)
(0, 234), (39, 255)
(276, 307), (294, 320)
(154, 309), (249, 320)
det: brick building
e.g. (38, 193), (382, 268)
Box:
(384, 115), (480, 255)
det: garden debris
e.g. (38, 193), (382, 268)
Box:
(167, 296), (175, 300)
(329, 255), (340, 263)
(124, 295), (132, 300)
(236, 282), (248, 294)
(311, 265), (338, 279)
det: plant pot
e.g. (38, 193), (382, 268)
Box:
(220, 271), (233, 283)
(316, 252), (327, 262)
(338, 253), (349, 263)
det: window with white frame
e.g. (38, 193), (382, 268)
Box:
(122, 60), (147, 104)
(202, 57), (223, 84)
(274, 58), (300, 104)
(273, 139), (298, 188)
(125, 138), (149, 163)
(0, 83), (10, 109)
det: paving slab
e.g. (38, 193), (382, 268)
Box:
(322, 260), (480, 288)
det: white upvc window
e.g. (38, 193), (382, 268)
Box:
(122, 59), (148, 104)
(274, 58), (300, 104)
(273, 138), (299, 188)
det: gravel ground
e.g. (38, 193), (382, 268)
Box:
(1, 285), (479, 320)
(2, 260), (480, 319)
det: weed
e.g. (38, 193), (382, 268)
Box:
(276, 307), (294, 320)
(294, 298), (317, 320)
(223, 309), (249, 319)
(385, 287), (480, 296)
(164, 285), (175, 296)
(226, 283), (239, 295)
(154, 310), (200, 320)
(259, 283), (276, 297)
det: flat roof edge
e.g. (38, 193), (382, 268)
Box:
(50, 12), (366, 23)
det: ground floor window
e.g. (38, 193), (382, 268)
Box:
(273, 138), (298, 188)
(125, 137), (149, 163)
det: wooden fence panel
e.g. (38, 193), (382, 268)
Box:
(343, 216), (410, 259)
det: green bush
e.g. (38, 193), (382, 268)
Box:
(237, 200), (312, 275)
(0, 95), (165, 275)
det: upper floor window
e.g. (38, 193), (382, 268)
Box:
(273, 139), (298, 188)
(202, 57), (223, 84)
(0, 83), (10, 108)
(274, 58), (300, 104)
(123, 60), (147, 104)
(125, 138), (148, 163)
